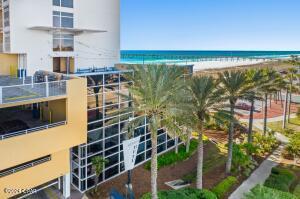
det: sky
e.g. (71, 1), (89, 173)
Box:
(121, 0), (300, 51)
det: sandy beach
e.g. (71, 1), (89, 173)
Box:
(189, 59), (267, 72)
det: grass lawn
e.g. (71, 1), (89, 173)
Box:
(268, 117), (300, 134)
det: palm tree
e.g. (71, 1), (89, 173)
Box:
(124, 64), (184, 199)
(91, 156), (108, 194)
(186, 76), (223, 188)
(259, 68), (280, 135)
(218, 70), (248, 174)
(286, 68), (298, 122)
(244, 69), (263, 143)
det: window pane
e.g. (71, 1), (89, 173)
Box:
(53, 16), (60, 27)
(53, 39), (60, 51)
(61, 0), (73, 8)
(61, 17), (74, 28)
(53, 0), (60, 6)
(61, 38), (74, 51)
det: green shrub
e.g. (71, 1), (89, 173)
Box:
(232, 144), (251, 170)
(245, 185), (297, 199)
(252, 133), (278, 155)
(211, 176), (238, 198)
(293, 183), (300, 198)
(284, 133), (300, 159)
(144, 139), (198, 170)
(140, 188), (217, 199)
(264, 167), (296, 192)
(281, 128), (296, 137)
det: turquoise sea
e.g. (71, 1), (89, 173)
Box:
(121, 50), (300, 64)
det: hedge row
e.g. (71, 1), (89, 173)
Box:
(245, 185), (297, 199)
(264, 167), (296, 192)
(140, 188), (217, 199)
(144, 139), (198, 170)
(211, 176), (238, 198)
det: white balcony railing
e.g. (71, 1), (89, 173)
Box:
(0, 80), (67, 104)
(0, 121), (67, 141)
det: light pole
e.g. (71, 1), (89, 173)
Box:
(125, 117), (135, 199)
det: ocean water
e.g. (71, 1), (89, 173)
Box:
(121, 50), (300, 64)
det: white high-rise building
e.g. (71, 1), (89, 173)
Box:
(0, 0), (120, 75)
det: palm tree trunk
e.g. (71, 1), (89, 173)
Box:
(175, 137), (179, 154)
(248, 99), (255, 143)
(288, 91), (292, 122)
(263, 94), (268, 135)
(283, 89), (289, 129)
(269, 95), (272, 108)
(186, 128), (191, 153)
(94, 175), (98, 194)
(196, 121), (204, 189)
(226, 103), (235, 174)
(280, 90), (283, 108)
(150, 117), (158, 199)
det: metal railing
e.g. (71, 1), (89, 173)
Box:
(0, 80), (67, 104)
(0, 156), (51, 178)
(0, 121), (67, 141)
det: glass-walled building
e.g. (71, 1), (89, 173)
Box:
(71, 69), (177, 192)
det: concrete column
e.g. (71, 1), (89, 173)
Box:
(63, 173), (71, 199)
(58, 176), (61, 190)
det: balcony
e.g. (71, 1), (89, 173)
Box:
(0, 71), (69, 105)
(0, 103), (67, 141)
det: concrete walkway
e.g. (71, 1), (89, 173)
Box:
(229, 145), (284, 199)
(229, 117), (291, 199)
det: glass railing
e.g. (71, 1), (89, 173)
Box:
(0, 80), (67, 104)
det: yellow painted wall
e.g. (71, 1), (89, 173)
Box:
(0, 77), (87, 170)
(0, 54), (18, 76)
(0, 149), (69, 198)
(42, 99), (67, 123)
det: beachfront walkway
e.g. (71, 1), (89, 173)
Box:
(229, 117), (290, 199)
(229, 145), (284, 199)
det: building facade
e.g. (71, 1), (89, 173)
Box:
(0, 72), (87, 198)
(0, 0), (120, 76)
(0, 0), (183, 198)
(71, 70), (177, 192)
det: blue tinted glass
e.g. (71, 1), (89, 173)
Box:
(61, 0), (73, 8)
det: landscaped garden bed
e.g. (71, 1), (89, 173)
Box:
(245, 164), (300, 199)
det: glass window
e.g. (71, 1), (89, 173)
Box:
(52, 11), (73, 28)
(105, 153), (119, 167)
(105, 135), (119, 149)
(61, 0), (73, 8)
(88, 128), (103, 143)
(88, 120), (103, 131)
(105, 165), (119, 180)
(158, 143), (166, 153)
(135, 153), (145, 165)
(61, 12), (74, 28)
(53, 0), (73, 8)
(53, 0), (60, 6)
(53, 33), (74, 52)
(105, 124), (119, 137)
(105, 146), (118, 157)
(88, 108), (103, 122)
(167, 140), (175, 148)
(87, 141), (103, 156)
(105, 92), (119, 105)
